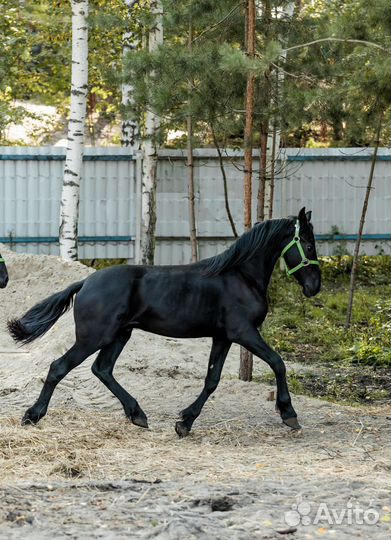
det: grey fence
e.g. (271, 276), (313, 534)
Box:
(0, 146), (390, 263)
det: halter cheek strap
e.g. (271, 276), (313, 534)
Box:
(0, 257), (4, 263)
(281, 220), (320, 276)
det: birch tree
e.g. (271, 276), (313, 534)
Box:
(59, 0), (89, 260)
(121, 0), (141, 149)
(139, 0), (163, 265)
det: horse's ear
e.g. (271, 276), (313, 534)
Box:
(305, 210), (312, 223)
(298, 207), (306, 224)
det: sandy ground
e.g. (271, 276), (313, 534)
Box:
(0, 246), (390, 539)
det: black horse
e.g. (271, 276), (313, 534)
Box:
(0, 252), (9, 288)
(8, 208), (320, 435)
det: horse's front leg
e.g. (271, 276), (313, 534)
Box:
(175, 338), (231, 438)
(233, 327), (300, 429)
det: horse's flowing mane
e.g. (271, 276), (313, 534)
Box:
(202, 218), (292, 276)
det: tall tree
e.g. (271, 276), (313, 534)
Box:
(345, 115), (383, 328)
(121, 0), (142, 149)
(256, 0), (272, 223)
(139, 0), (163, 265)
(187, 18), (198, 262)
(123, 0), (246, 261)
(239, 0), (256, 382)
(59, 0), (89, 260)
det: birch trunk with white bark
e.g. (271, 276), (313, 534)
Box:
(139, 0), (163, 265)
(121, 0), (141, 149)
(59, 0), (89, 261)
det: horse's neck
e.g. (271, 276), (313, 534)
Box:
(241, 240), (283, 294)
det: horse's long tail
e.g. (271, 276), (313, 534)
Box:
(7, 281), (84, 345)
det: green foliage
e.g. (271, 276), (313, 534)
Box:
(350, 301), (391, 366)
(320, 255), (391, 285)
(0, 1), (33, 136)
(283, 0), (391, 146)
(2, 0), (390, 146)
(263, 256), (391, 367)
(122, 0), (247, 145)
(0, 0), (137, 144)
(258, 258), (390, 404)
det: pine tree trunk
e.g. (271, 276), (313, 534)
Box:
(59, 0), (89, 261)
(257, 123), (268, 222)
(268, 123), (278, 219)
(240, 0), (256, 382)
(121, 0), (140, 149)
(243, 72), (255, 232)
(187, 114), (198, 262)
(345, 117), (382, 328)
(187, 21), (198, 263)
(140, 0), (163, 265)
(258, 1), (293, 222)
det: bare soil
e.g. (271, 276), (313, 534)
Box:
(0, 247), (390, 539)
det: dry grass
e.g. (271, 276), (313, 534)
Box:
(0, 404), (389, 488)
(0, 409), (279, 484)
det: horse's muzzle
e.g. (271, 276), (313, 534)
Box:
(303, 282), (321, 297)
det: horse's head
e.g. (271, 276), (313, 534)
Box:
(0, 254), (9, 288)
(281, 208), (321, 298)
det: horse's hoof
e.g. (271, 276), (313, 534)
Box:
(131, 413), (149, 429)
(21, 408), (41, 426)
(175, 421), (189, 438)
(283, 417), (301, 430)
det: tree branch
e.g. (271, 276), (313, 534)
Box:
(283, 37), (389, 54)
(192, 2), (243, 43)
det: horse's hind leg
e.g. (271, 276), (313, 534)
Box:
(22, 342), (96, 425)
(175, 338), (231, 438)
(91, 331), (148, 428)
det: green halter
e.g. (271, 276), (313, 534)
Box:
(0, 257), (4, 263)
(281, 220), (320, 276)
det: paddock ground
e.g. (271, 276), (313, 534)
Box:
(0, 248), (390, 539)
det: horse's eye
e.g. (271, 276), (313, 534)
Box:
(307, 245), (313, 252)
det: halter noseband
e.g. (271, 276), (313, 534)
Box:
(0, 257), (4, 263)
(281, 220), (320, 276)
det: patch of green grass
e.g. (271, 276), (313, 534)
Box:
(256, 367), (391, 406)
(320, 255), (391, 286)
(264, 256), (391, 368)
